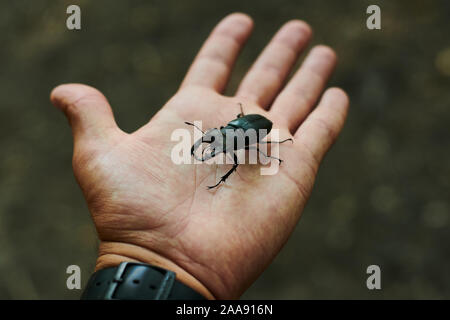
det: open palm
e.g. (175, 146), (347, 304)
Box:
(51, 13), (348, 299)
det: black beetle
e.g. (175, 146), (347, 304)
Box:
(185, 103), (292, 189)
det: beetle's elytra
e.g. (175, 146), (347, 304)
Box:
(185, 103), (292, 189)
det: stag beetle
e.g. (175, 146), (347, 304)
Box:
(185, 103), (292, 189)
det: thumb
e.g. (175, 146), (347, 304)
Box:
(50, 83), (119, 144)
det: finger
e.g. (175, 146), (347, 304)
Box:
(294, 87), (349, 167)
(180, 13), (253, 92)
(271, 45), (337, 132)
(50, 84), (119, 145)
(236, 20), (311, 108)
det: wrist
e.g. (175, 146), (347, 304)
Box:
(95, 241), (215, 300)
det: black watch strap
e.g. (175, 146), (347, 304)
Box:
(81, 262), (207, 300)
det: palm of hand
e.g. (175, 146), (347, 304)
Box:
(51, 13), (348, 299)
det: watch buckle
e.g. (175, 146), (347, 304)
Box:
(103, 262), (176, 300)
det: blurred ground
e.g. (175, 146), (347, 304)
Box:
(0, 0), (449, 299)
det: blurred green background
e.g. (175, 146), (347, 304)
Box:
(0, 0), (449, 299)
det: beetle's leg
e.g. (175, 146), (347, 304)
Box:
(246, 145), (283, 164)
(207, 152), (239, 189)
(237, 102), (245, 118)
(259, 138), (293, 144)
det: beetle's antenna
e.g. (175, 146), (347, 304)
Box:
(185, 121), (205, 134)
(237, 102), (244, 118)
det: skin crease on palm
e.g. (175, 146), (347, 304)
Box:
(50, 13), (349, 299)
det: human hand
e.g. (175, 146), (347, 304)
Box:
(50, 13), (349, 299)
